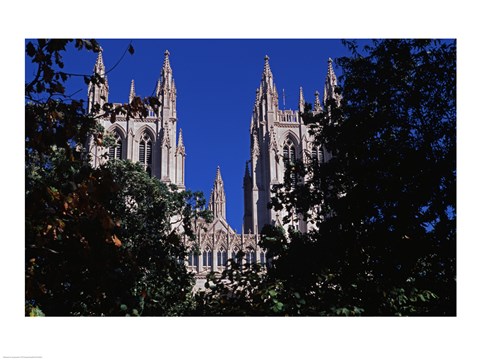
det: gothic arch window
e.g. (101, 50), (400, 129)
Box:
(245, 248), (256, 265)
(283, 138), (298, 185)
(232, 247), (240, 264)
(259, 250), (267, 266)
(188, 251), (199, 267)
(202, 248), (213, 268)
(283, 139), (296, 165)
(108, 132), (123, 161)
(217, 247), (228, 267)
(139, 132), (153, 175)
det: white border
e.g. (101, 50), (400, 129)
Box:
(4, 1), (477, 359)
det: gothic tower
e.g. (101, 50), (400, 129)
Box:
(243, 56), (339, 234)
(87, 49), (109, 114)
(87, 49), (185, 189)
(209, 166), (227, 220)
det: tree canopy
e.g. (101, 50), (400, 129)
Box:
(25, 39), (208, 316)
(198, 39), (456, 316)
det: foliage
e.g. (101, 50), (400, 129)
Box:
(198, 39), (456, 316)
(25, 39), (207, 315)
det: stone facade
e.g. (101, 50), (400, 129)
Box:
(186, 167), (267, 282)
(243, 56), (340, 234)
(88, 50), (185, 189)
(88, 50), (338, 284)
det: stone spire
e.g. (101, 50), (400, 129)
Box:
(87, 49), (109, 113)
(175, 128), (186, 188)
(261, 55), (275, 93)
(160, 50), (173, 90)
(256, 54), (279, 115)
(208, 166), (226, 219)
(243, 161), (251, 181)
(299, 86), (305, 113)
(177, 128), (185, 152)
(314, 90), (322, 112)
(129, 79), (135, 104)
(263, 55), (272, 79)
(324, 57), (340, 106)
(93, 49), (107, 78)
(157, 50), (177, 118)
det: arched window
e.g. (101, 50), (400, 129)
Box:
(312, 145), (324, 164)
(245, 248), (256, 265)
(283, 138), (298, 185)
(202, 248), (213, 268)
(188, 251), (199, 268)
(108, 132), (122, 160)
(232, 247), (240, 264)
(283, 139), (296, 165)
(139, 132), (152, 174)
(217, 247), (228, 267)
(259, 251), (266, 266)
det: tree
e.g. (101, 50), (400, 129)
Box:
(25, 39), (207, 316)
(198, 39), (456, 316)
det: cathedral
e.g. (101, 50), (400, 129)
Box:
(87, 48), (339, 283)
(87, 50), (185, 188)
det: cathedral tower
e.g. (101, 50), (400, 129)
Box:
(87, 49), (109, 113)
(88, 49), (185, 188)
(243, 56), (339, 234)
(209, 166), (227, 219)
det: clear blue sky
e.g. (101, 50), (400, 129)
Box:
(26, 39), (353, 231)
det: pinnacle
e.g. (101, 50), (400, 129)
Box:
(261, 54), (274, 92)
(215, 166), (223, 182)
(263, 55), (271, 75)
(324, 56), (339, 104)
(177, 128), (184, 147)
(314, 90), (322, 112)
(162, 49), (172, 72)
(96, 50), (104, 63)
(129, 79), (136, 103)
(243, 161), (251, 179)
(93, 50), (107, 79)
(327, 57), (336, 80)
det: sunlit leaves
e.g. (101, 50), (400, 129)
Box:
(111, 234), (122, 247)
